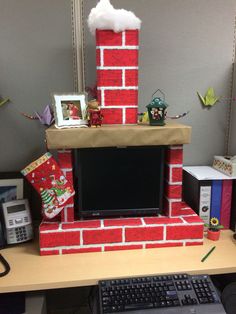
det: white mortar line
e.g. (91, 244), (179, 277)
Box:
(164, 196), (182, 202)
(97, 86), (138, 90)
(64, 204), (74, 208)
(80, 229), (83, 245)
(168, 145), (183, 150)
(58, 150), (71, 153)
(122, 31), (125, 46)
(100, 48), (104, 67)
(100, 105), (138, 109)
(122, 227), (125, 242)
(163, 225), (167, 241)
(97, 66), (138, 70)
(63, 207), (68, 221)
(122, 108), (126, 124)
(122, 69), (125, 87)
(164, 178), (183, 186)
(101, 89), (105, 106)
(61, 168), (73, 172)
(96, 46), (138, 50)
(165, 163), (183, 168)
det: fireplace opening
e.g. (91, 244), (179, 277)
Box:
(73, 146), (165, 219)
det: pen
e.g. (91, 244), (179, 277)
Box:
(201, 246), (216, 262)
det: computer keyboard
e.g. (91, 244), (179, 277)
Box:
(98, 273), (226, 314)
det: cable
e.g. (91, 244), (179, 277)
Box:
(0, 253), (10, 277)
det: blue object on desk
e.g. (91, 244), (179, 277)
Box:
(211, 180), (222, 221)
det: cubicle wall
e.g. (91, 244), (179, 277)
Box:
(229, 63), (236, 155)
(0, 0), (73, 172)
(0, 0), (236, 171)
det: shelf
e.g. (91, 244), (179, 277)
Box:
(45, 122), (191, 149)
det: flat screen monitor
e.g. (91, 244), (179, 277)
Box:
(73, 146), (165, 219)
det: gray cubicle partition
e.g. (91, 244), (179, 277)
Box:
(0, 0), (73, 171)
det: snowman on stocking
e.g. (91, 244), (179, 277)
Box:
(21, 152), (75, 219)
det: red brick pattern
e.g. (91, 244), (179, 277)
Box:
(166, 146), (183, 164)
(96, 30), (122, 46)
(101, 108), (123, 124)
(57, 150), (73, 169)
(163, 145), (184, 217)
(40, 231), (81, 248)
(146, 242), (183, 248)
(105, 90), (138, 106)
(83, 229), (123, 245)
(126, 108), (138, 124)
(97, 69), (122, 87)
(104, 50), (138, 67)
(104, 218), (142, 226)
(96, 49), (101, 66)
(186, 241), (204, 246)
(125, 70), (138, 86)
(96, 29), (139, 124)
(165, 165), (183, 183)
(62, 247), (102, 254)
(39, 144), (205, 256)
(164, 182), (182, 199)
(125, 30), (139, 46)
(166, 225), (204, 240)
(39, 201), (204, 255)
(105, 244), (143, 251)
(40, 249), (60, 256)
(125, 227), (164, 242)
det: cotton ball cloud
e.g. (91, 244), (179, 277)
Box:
(88, 0), (141, 35)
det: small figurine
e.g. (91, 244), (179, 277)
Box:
(87, 99), (103, 127)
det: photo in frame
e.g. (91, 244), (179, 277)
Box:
(0, 176), (23, 204)
(53, 94), (88, 128)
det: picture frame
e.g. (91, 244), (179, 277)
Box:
(53, 93), (88, 128)
(0, 173), (24, 205)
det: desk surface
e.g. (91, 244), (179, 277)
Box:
(0, 230), (236, 293)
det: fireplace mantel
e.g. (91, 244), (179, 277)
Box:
(45, 122), (191, 149)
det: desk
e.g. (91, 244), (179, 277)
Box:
(0, 230), (236, 293)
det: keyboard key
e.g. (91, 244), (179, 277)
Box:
(124, 302), (153, 311)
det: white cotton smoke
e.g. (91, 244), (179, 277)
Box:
(88, 0), (141, 35)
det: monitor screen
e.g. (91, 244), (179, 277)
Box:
(73, 146), (165, 218)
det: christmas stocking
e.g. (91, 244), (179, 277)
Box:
(21, 152), (75, 219)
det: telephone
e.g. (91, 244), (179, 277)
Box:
(1, 199), (33, 245)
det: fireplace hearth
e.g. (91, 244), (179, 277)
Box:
(39, 123), (204, 255)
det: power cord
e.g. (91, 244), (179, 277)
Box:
(0, 253), (10, 277)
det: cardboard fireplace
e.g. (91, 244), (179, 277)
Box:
(39, 123), (204, 256)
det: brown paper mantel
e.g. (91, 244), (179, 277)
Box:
(45, 122), (191, 149)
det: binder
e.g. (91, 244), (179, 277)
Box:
(183, 169), (211, 226)
(210, 180), (222, 221)
(220, 180), (233, 229)
(230, 180), (236, 232)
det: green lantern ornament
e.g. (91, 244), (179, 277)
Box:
(146, 89), (168, 126)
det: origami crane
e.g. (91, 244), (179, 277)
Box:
(197, 87), (220, 107)
(21, 105), (54, 126)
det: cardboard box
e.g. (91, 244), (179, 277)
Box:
(213, 156), (236, 177)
